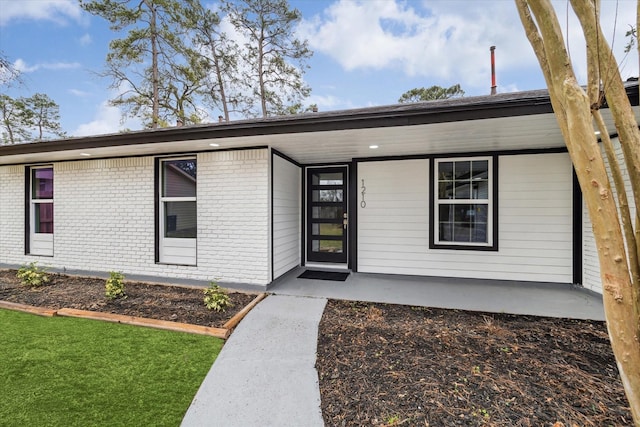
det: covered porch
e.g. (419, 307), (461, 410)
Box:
(269, 268), (605, 321)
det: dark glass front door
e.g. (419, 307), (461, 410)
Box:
(307, 167), (348, 263)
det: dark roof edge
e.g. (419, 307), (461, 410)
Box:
(1, 84), (637, 157)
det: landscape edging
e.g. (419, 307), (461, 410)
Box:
(0, 300), (57, 317)
(0, 293), (268, 339)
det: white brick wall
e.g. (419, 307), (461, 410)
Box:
(197, 149), (270, 284)
(0, 165), (25, 261)
(0, 149), (270, 286)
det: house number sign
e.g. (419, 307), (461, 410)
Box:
(361, 179), (366, 208)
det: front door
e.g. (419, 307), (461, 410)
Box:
(306, 167), (348, 264)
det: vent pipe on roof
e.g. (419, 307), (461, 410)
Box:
(176, 119), (184, 127)
(490, 46), (497, 95)
(218, 115), (224, 123)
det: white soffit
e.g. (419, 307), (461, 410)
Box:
(0, 106), (633, 166)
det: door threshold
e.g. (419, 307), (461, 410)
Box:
(304, 262), (350, 271)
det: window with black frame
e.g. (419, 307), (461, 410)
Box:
(158, 158), (197, 265)
(433, 157), (495, 249)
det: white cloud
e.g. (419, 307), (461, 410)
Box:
(73, 99), (140, 136)
(497, 83), (521, 94)
(306, 94), (347, 110)
(298, 0), (638, 92)
(0, 0), (83, 26)
(79, 33), (92, 46)
(14, 59), (82, 73)
(298, 0), (530, 89)
(69, 89), (92, 97)
(74, 81), (142, 136)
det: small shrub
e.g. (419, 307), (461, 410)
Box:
(203, 282), (232, 312)
(105, 271), (126, 300)
(16, 262), (50, 287)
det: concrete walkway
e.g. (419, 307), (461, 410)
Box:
(181, 295), (327, 427)
(182, 270), (605, 426)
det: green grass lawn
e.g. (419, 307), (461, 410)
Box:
(0, 309), (223, 427)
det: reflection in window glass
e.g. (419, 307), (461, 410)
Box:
(438, 160), (489, 200)
(34, 204), (54, 234)
(472, 160), (489, 179)
(164, 201), (197, 238)
(312, 172), (343, 185)
(32, 168), (53, 199)
(163, 159), (197, 197)
(312, 206), (343, 219)
(312, 189), (343, 202)
(311, 239), (343, 253)
(436, 158), (492, 247)
(312, 223), (343, 236)
(454, 161), (470, 179)
(438, 204), (488, 243)
(438, 162), (453, 180)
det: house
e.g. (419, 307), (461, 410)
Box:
(1, 85), (638, 294)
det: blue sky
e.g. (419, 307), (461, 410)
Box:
(1, 0), (638, 137)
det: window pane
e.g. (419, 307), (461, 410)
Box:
(438, 162), (453, 180)
(312, 223), (343, 236)
(312, 173), (343, 185)
(472, 180), (489, 199)
(163, 159), (196, 197)
(438, 203), (488, 243)
(32, 168), (53, 199)
(454, 161), (471, 179)
(470, 221), (488, 243)
(311, 239), (343, 253)
(164, 201), (197, 238)
(454, 183), (471, 199)
(438, 181), (453, 199)
(312, 206), (343, 219)
(472, 160), (489, 179)
(34, 203), (53, 234)
(312, 189), (343, 202)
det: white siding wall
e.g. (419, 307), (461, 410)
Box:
(357, 153), (574, 283)
(582, 203), (600, 293)
(582, 137), (635, 294)
(272, 154), (301, 278)
(0, 149), (270, 286)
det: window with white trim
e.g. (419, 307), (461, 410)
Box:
(29, 166), (54, 256)
(158, 158), (197, 265)
(433, 157), (495, 249)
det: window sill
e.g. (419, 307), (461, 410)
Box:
(429, 243), (498, 251)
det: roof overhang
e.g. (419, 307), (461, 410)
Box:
(1, 85), (638, 165)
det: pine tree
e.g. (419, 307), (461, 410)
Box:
(223, 0), (312, 117)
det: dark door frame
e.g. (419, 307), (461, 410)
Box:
(305, 166), (349, 264)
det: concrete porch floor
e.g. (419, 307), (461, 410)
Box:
(268, 268), (605, 321)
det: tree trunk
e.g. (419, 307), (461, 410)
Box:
(6, 123), (14, 144)
(146, 0), (160, 129)
(258, 27), (267, 117)
(37, 107), (43, 140)
(211, 41), (230, 122)
(516, 1), (640, 422)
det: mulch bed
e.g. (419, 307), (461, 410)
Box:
(0, 269), (256, 328)
(317, 300), (632, 427)
(2, 268), (632, 425)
